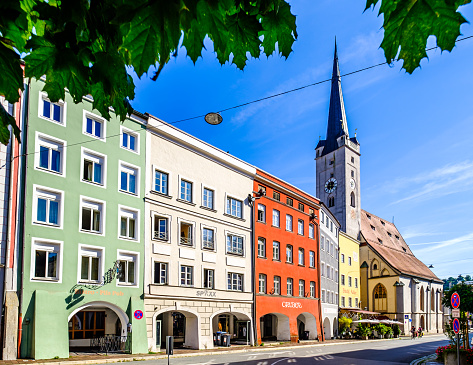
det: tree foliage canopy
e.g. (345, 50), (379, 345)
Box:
(442, 283), (473, 312)
(0, 0), (297, 144)
(366, 0), (471, 73)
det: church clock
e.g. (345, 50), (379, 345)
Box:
(324, 178), (338, 193)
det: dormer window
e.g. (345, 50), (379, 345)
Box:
(366, 214), (371, 220)
(370, 225), (375, 231)
(402, 247), (406, 252)
(329, 159), (334, 165)
(387, 232), (392, 237)
(381, 221), (385, 226)
(378, 239), (383, 244)
(395, 235), (400, 240)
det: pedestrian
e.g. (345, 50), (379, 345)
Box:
(411, 326), (416, 340)
(418, 327), (423, 338)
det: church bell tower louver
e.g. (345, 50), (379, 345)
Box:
(315, 42), (361, 239)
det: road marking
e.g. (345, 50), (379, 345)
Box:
(271, 358), (289, 365)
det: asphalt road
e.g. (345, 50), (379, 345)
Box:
(95, 334), (448, 365)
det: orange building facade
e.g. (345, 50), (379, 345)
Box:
(254, 170), (324, 343)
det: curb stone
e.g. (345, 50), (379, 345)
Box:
(410, 353), (438, 365)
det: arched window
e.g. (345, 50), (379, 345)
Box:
(381, 269), (389, 277)
(371, 259), (379, 277)
(328, 197), (335, 207)
(373, 283), (387, 312)
(431, 290), (435, 311)
(350, 192), (355, 207)
(420, 287), (425, 311)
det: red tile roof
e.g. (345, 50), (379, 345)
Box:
(360, 209), (441, 283)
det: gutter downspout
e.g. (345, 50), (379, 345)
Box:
(315, 221), (324, 341)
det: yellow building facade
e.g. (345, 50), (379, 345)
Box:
(338, 232), (360, 310)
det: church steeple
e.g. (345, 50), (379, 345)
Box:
(321, 40), (349, 157)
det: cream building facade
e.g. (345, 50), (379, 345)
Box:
(144, 116), (256, 351)
(338, 232), (360, 311)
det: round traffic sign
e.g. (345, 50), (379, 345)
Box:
(453, 318), (460, 334)
(134, 310), (143, 320)
(451, 292), (460, 309)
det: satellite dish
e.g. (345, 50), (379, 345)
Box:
(205, 112), (223, 125)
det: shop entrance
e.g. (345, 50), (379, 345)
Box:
(259, 312), (290, 342)
(156, 310), (199, 349)
(211, 311), (253, 346)
(297, 313), (317, 340)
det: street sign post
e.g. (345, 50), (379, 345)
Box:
(451, 292), (460, 309)
(166, 336), (173, 365)
(452, 309), (460, 318)
(452, 291), (461, 365)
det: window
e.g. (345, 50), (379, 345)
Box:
(180, 179), (192, 202)
(355, 298), (359, 307)
(179, 221), (193, 246)
(273, 191), (280, 201)
(348, 276), (352, 287)
(154, 170), (168, 195)
(287, 278), (293, 296)
(84, 114), (104, 139)
(331, 267), (334, 280)
(298, 248), (304, 266)
(286, 214), (293, 231)
(321, 211), (324, 223)
(272, 209), (280, 227)
(226, 197), (242, 218)
(310, 282), (315, 298)
(330, 243), (334, 256)
(154, 262), (168, 284)
(34, 187), (62, 227)
(348, 297), (353, 307)
(202, 228), (215, 250)
(273, 276), (281, 295)
(180, 265), (194, 286)
(273, 241), (280, 260)
(227, 273), (243, 291)
(259, 274), (267, 293)
(80, 198), (104, 234)
(286, 197), (293, 207)
(258, 185), (266, 195)
(40, 94), (64, 124)
(351, 170), (354, 178)
(355, 278), (358, 288)
(257, 204), (266, 222)
(298, 203), (304, 212)
(328, 196), (334, 207)
(79, 246), (103, 283)
(322, 290), (325, 302)
(341, 296), (345, 307)
(330, 221), (333, 232)
(36, 134), (65, 174)
(32, 240), (62, 281)
(68, 311), (105, 340)
(204, 268), (214, 289)
(153, 215), (169, 241)
(378, 238), (383, 244)
(226, 234), (243, 255)
(381, 220), (385, 226)
(321, 263), (325, 277)
(348, 257), (352, 266)
(371, 225), (375, 231)
(335, 270), (338, 282)
(350, 192), (356, 207)
(336, 294), (339, 304)
(309, 208), (314, 215)
(341, 274), (345, 285)
(286, 245), (293, 263)
(329, 159), (334, 165)
(309, 224), (315, 239)
(321, 235), (325, 251)
(395, 235), (400, 240)
(298, 219), (304, 235)
(387, 232), (392, 237)
(326, 218), (329, 228)
(341, 254), (345, 263)
(351, 156), (354, 163)
(119, 207), (138, 240)
(117, 252), (138, 286)
(82, 149), (105, 185)
(331, 292), (334, 304)
(202, 188), (214, 209)
(121, 128), (138, 152)
(309, 251), (315, 268)
(299, 280), (305, 297)
(258, 237), (266, 258)
(326, 265), (330, 279)
(120, 162), (139, 195)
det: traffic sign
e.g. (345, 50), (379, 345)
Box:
(453, 318), (460, 334)
(451, 292), (460, 309)
(134, 310), (143, 320)
(452, 309), (460, 318)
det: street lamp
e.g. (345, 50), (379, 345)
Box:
(205, 112), (223, 125)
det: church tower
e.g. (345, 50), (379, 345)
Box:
(316, 42), (361, 239)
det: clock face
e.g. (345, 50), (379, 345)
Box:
(324, 178), (338, 193)
(350, 178), (356, 190)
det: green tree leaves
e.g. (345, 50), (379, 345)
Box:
(0, 0), (297, 145)
(366, 0), (471, 73)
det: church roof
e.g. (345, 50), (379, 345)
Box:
(360, 209), (442, 283)
(319, 41), (349, 157)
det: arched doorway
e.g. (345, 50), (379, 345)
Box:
(373, 283), (387, 312)
(154, 308), (200, 350)
(67, 301), (128, 352)
(323, 317), (331, 339)
(259, 313), (290, 342)
(333, 317), (338, 338)
(210, 310), (253, 347)
(420, 315), (425, 330)
(297, 313), (317, 340)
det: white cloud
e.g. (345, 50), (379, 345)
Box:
(413, 232), (473, 253)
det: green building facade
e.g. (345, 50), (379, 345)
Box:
(19, 79), (148, 359)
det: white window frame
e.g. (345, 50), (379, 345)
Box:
(178, 175), (194, 203)
(286, 244), (293, 263)
(116, 250), (139, 287)
(287, 278), (293, 296)
(322, 290), (325, 302)
(341, 274), (345, 285)
(321, 235), (325, 251)
(177, 217), (196, 247)
(298, 248), (304, 266)
(274, 276), (281, 295)
(257, 237), (266, 258)
(30, 238), (63, 283)
(38, 92), (66, 126)
(119, 160), (140, 196)
(273, 241), (280, 261)
(257, 203), (266, 223)
(225, 194), (244, 219)
(299, 279), (305, 297)
(349, 297), (353, 307)
(202, 185), (215, 210)
(203, 267), (215, 289)
(286, 214), (293, 231)
(34, 132), (66, 176)
(341, 253), (345, 263)
(341, 296), (345, 307)
(120, 125), (140, 154)
(321, 263), (325, 277)
(227, 272), (244, 291)
(154, 261), (169, 285)
(310, 281), (315, 298)
(226, 231), (245, 256)
(118, 205), (139, 241)
(179, 263), (194, 287)
(272, 209), (280, 227)
(79, 196), (106, 236)
(309, 223), (315, 239)
(152, 211), (171, 243)
(348, 276), (352, 287)
(258, 274), (267, 294)
(201, 224), (216, 251)
(298, 219), (304, 235)
(152, 165), (172, 196)
(83, 110), (106, 141)
(77, 244), (105, 284)
(309, 251), (315, 268)
(32, 185), (64, 229)
(80, 147), (107, 188)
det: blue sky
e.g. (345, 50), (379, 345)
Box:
(131, 0), (473, 279)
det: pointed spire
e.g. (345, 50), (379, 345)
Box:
(323, 39), (349, 156)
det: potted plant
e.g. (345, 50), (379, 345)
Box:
(357, 323), (371, 340)
(385, 327), (393, 339)
(339, 317), (353, 339)
(393, 324), (401, 338)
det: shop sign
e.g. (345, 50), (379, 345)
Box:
(74, 289), (124, 296)
(196, 290), (216, 297)
(282, 302), (302, 309)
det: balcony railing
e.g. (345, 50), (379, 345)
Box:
(180, 236), (192, 245)
(227, 247), (243, 255)
(154, 231), (168, 240)
(202, 239), (214, 250)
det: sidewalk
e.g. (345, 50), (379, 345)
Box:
(0, 337), (405, 365)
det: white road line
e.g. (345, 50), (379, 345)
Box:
(271, 358), (289, 365)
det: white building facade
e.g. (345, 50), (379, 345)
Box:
(144, 117), (256, 351)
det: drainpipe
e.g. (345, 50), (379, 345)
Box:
(315, 221), (324, 342)
(250, 194), (256, 346)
